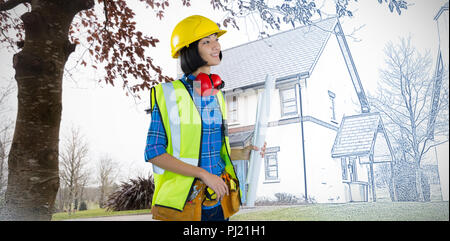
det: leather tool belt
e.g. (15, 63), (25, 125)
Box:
(151, 173), (241, 221)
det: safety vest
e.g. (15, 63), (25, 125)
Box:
(149, 79), (240, 211)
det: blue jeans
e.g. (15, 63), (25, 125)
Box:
(201, 205), (229, 221)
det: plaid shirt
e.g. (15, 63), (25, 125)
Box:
(144, 74), (225, 177)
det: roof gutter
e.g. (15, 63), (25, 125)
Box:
(223, 71), (310, 95)
(297, 74), (309, 202)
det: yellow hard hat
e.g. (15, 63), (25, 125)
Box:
(170, 15), (227, 59)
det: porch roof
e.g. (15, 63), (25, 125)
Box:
(331, 112), (390, 159)
(229, 130), (254, 148)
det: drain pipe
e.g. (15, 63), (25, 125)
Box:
(297, 76), (308, 202)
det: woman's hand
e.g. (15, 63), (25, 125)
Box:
(245, 141), (267, 158)
(229, 141), (268, 161)
(199, 170), (229, 201)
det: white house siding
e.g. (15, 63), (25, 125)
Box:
(301, 121), (347, 203)
(302, 25), (360, 123)
(436, 5), (449, 70)
(296, 27), (363, 203)
(434, 3), (449, 201)
(255, 123), (305, 199)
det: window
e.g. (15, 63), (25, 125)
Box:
(348, 157), (357, 182)
(328, 90), (336, 122)
(341, 157), (357, 182)
(228, 95), (238, 123)
(341, 158), (348, 181)
(264, 152), (279, 181)
(280, 88), (298, 117)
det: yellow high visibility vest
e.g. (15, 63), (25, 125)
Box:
(150, 79), (240, 211)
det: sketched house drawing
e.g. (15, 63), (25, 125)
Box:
(429, 1), (449, 201)
(331, 112), (395, 202)
(212, 17), (382, 203)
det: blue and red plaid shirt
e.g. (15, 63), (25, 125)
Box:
(144, 74), (225, 177)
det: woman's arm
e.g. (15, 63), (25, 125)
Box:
(230, 142), (267, 161)
(150, 153), (229, 200)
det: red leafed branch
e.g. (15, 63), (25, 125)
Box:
(1, 0), (233, 98)
(0, 0), (30, 50)
(73, 0), (176, 97)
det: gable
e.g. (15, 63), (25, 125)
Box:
(331, 112), (394, 163)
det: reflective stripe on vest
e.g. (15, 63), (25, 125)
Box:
(152, 83), (199, 175)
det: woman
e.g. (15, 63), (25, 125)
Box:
(145, 15), (266, 221)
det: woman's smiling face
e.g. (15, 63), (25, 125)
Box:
(197, 33), (221, 67)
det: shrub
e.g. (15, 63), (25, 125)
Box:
(79, 201), (88, 211)
(254, 193), (315, 206)
(105, 175), (155, 211)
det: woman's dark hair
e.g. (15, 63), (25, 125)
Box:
(179, 39), (222, 75)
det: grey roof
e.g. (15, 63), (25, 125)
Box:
(212, 17), (338, 92)
(331, 112), (382, 158)
(229, 131), (254, 148)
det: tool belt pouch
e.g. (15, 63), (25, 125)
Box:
(151, 180), (205, 221)
(221, 176), (241, 219)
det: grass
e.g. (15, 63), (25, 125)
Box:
(51, 201), (449, 221)
(230, 201), (449, 221)
(51, 208), (151, 221)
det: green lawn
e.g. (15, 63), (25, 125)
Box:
(230, 201), (449, 221)
(52, 202), (449, 221)
(51, 208), (151, 221)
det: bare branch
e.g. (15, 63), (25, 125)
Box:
(0, 0), (30, 12)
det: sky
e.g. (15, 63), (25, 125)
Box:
(0, 0), (448, 185)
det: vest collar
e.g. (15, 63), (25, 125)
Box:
(181, 73), (196, 86)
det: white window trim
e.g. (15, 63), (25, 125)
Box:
(227, 95), (239, 125)
(279, 86), (299, 119)
(328, 90), (337, 124)
(263, 149), (280, 183)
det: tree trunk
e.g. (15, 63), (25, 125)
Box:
(414, 162), (424, 202)
(0, 0), (94, 221)
(99, 186), (105, 209)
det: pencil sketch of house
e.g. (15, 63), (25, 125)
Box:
(211, 16), (389, 204)
(331, 112), (395, 203)
(428, 1), (449, 201)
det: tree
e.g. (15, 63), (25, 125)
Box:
(0, 82), (14, 202)
(369, 37), (449, 201)
(0, 0), (409, 220)
(59, 126), (90, 214)
(97, 154), (118, 208)
(0, 0), (178, 221)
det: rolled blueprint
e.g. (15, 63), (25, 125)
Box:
(246, 74), (275, 207)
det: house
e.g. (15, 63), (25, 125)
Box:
(211, 17), (375, 204)
(428, 1), (449, 201)
(331, 112), (395, 202)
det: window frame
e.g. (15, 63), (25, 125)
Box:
(279, 87), (298, 117)
(328, 90), (336, 123)
(227, 95), (239, 123)
(264, 149), (280, 182)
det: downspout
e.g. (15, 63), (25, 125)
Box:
(297, 76), (308, 202)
